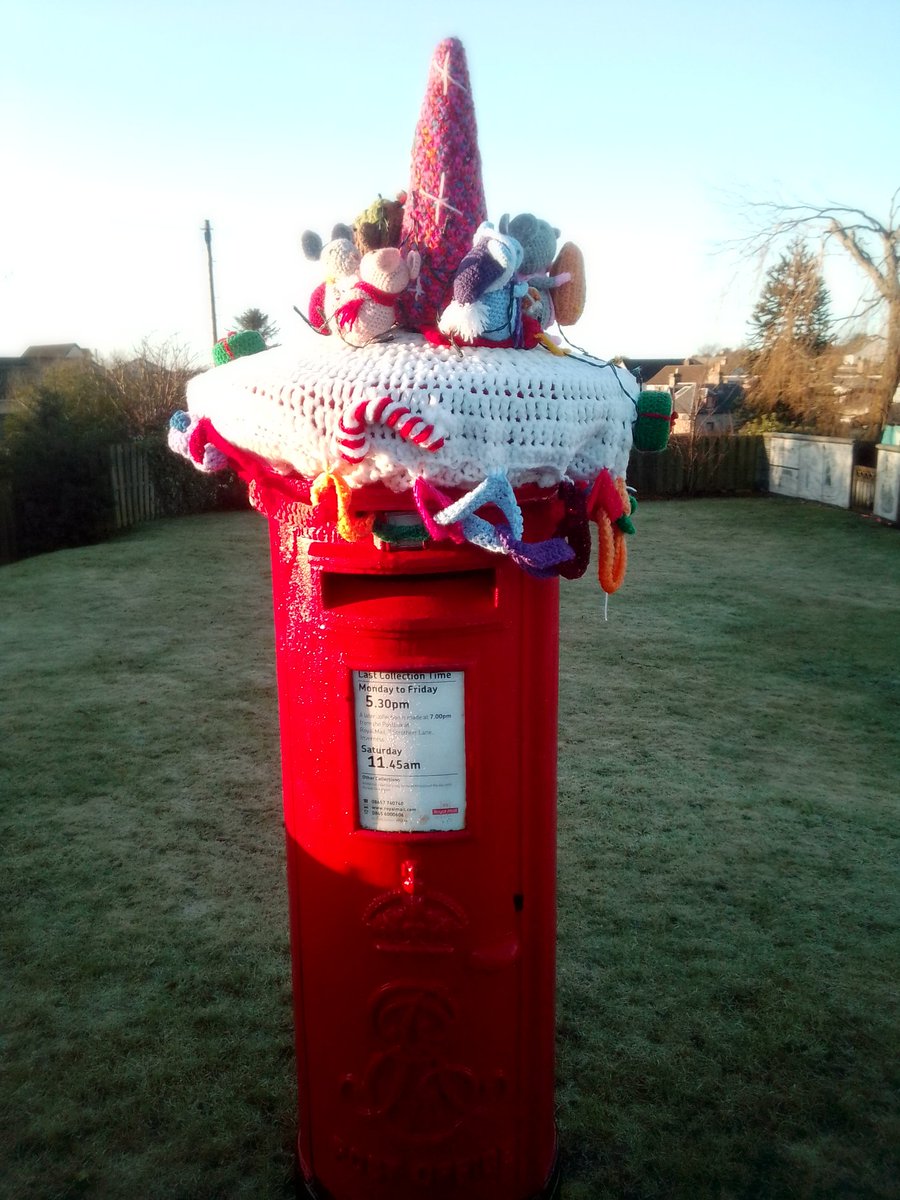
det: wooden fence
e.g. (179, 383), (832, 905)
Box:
(628, 435), (764, 497)
(1, 435), (767, 566)
(0, 444), (158, 565)
(0, 481), (14, 565)
(109, 442), (158, 529)
(851, 466), (876, 511)
(1, 433), (885, 567)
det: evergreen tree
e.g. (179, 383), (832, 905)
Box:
(234, 307), (279, 344)
(741, 195), (900, 435)
(749, 238), (831, 354)
(744, 239), (833, 428)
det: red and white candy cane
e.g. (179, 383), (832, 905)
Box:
(337, 395), (446, 463)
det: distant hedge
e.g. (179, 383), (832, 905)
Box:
(2, 388), (121, 558)
(142, 432), (248, 517)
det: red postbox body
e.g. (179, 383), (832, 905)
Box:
(267, 487), (561, 1199)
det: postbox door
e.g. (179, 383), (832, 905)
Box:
(270, 529), (558, 1199)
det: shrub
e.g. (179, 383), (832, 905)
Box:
(1, 367), (127, 559)
(142, 431), (249, 517)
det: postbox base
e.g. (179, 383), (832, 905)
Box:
(296, 1150), (561, 1200)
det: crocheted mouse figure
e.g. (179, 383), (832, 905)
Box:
(330, 246), (421, 345)
(301, 225), (360, 333)
(437, 220), (529, 345)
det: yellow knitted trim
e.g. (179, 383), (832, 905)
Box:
(537, 331), (570, 356)
(311, 472), (375, 542)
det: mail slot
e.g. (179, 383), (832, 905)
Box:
(320, 569), (498, 623)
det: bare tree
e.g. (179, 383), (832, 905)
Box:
(104, 337), (201, 436)
(742, 191), (900, 433)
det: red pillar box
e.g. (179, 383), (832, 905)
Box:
(169, 32), (661, 1200)
(267, 487), (561, 1199)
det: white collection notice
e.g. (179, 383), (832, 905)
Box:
(353, 669), (466, 832)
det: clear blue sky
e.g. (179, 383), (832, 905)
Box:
(2, 0), (898, 363)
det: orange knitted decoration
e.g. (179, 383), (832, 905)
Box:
(310, 472), (375, 542)
(596, 510), (627, 594)
(588, 471), (631, 594)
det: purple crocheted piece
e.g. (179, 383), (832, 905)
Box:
(413, 474), (575, 578)
(556, 480), (591, 580)
(496, 527), (576, 578)
(453, 242), (504, 305)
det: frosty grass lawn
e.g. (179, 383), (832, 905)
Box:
(1, 497), (898, 1199)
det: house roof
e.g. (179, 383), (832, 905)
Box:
(668, 379), (743, 418)
(0, 345), (91, 399)
(21, 344), (89, 360)
(644, 362), (708, 389)
(622, 357), (698, 385)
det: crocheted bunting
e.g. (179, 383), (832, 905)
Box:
(398, 37), (486, 332)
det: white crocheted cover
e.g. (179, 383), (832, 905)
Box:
(185, 329), (637, 491)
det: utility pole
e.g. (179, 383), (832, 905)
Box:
(203, 220), (218, 344)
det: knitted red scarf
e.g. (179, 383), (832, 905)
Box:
(335, 281), (398, 331)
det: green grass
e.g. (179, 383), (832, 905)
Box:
(1, 499), (898, 1199)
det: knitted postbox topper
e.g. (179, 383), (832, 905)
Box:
(172, 37), (648, 596)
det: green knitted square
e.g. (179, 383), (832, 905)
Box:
(213, 330), (266, 366)
(634, 390), (673, 452)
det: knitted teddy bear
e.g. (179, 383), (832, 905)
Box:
(353, 193), (407, 254)
(329, 246), (421, 346)
(437, 220), (528, 345)
(301, 224), (360, 333)
(508, 212), (586, 329)
(509, 212), (561, 329)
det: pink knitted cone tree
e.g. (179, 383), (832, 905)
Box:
(398, 38), (487, 331)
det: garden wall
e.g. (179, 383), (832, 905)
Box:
(761, 433), (854, 508)
(874, 444), (900, 523)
